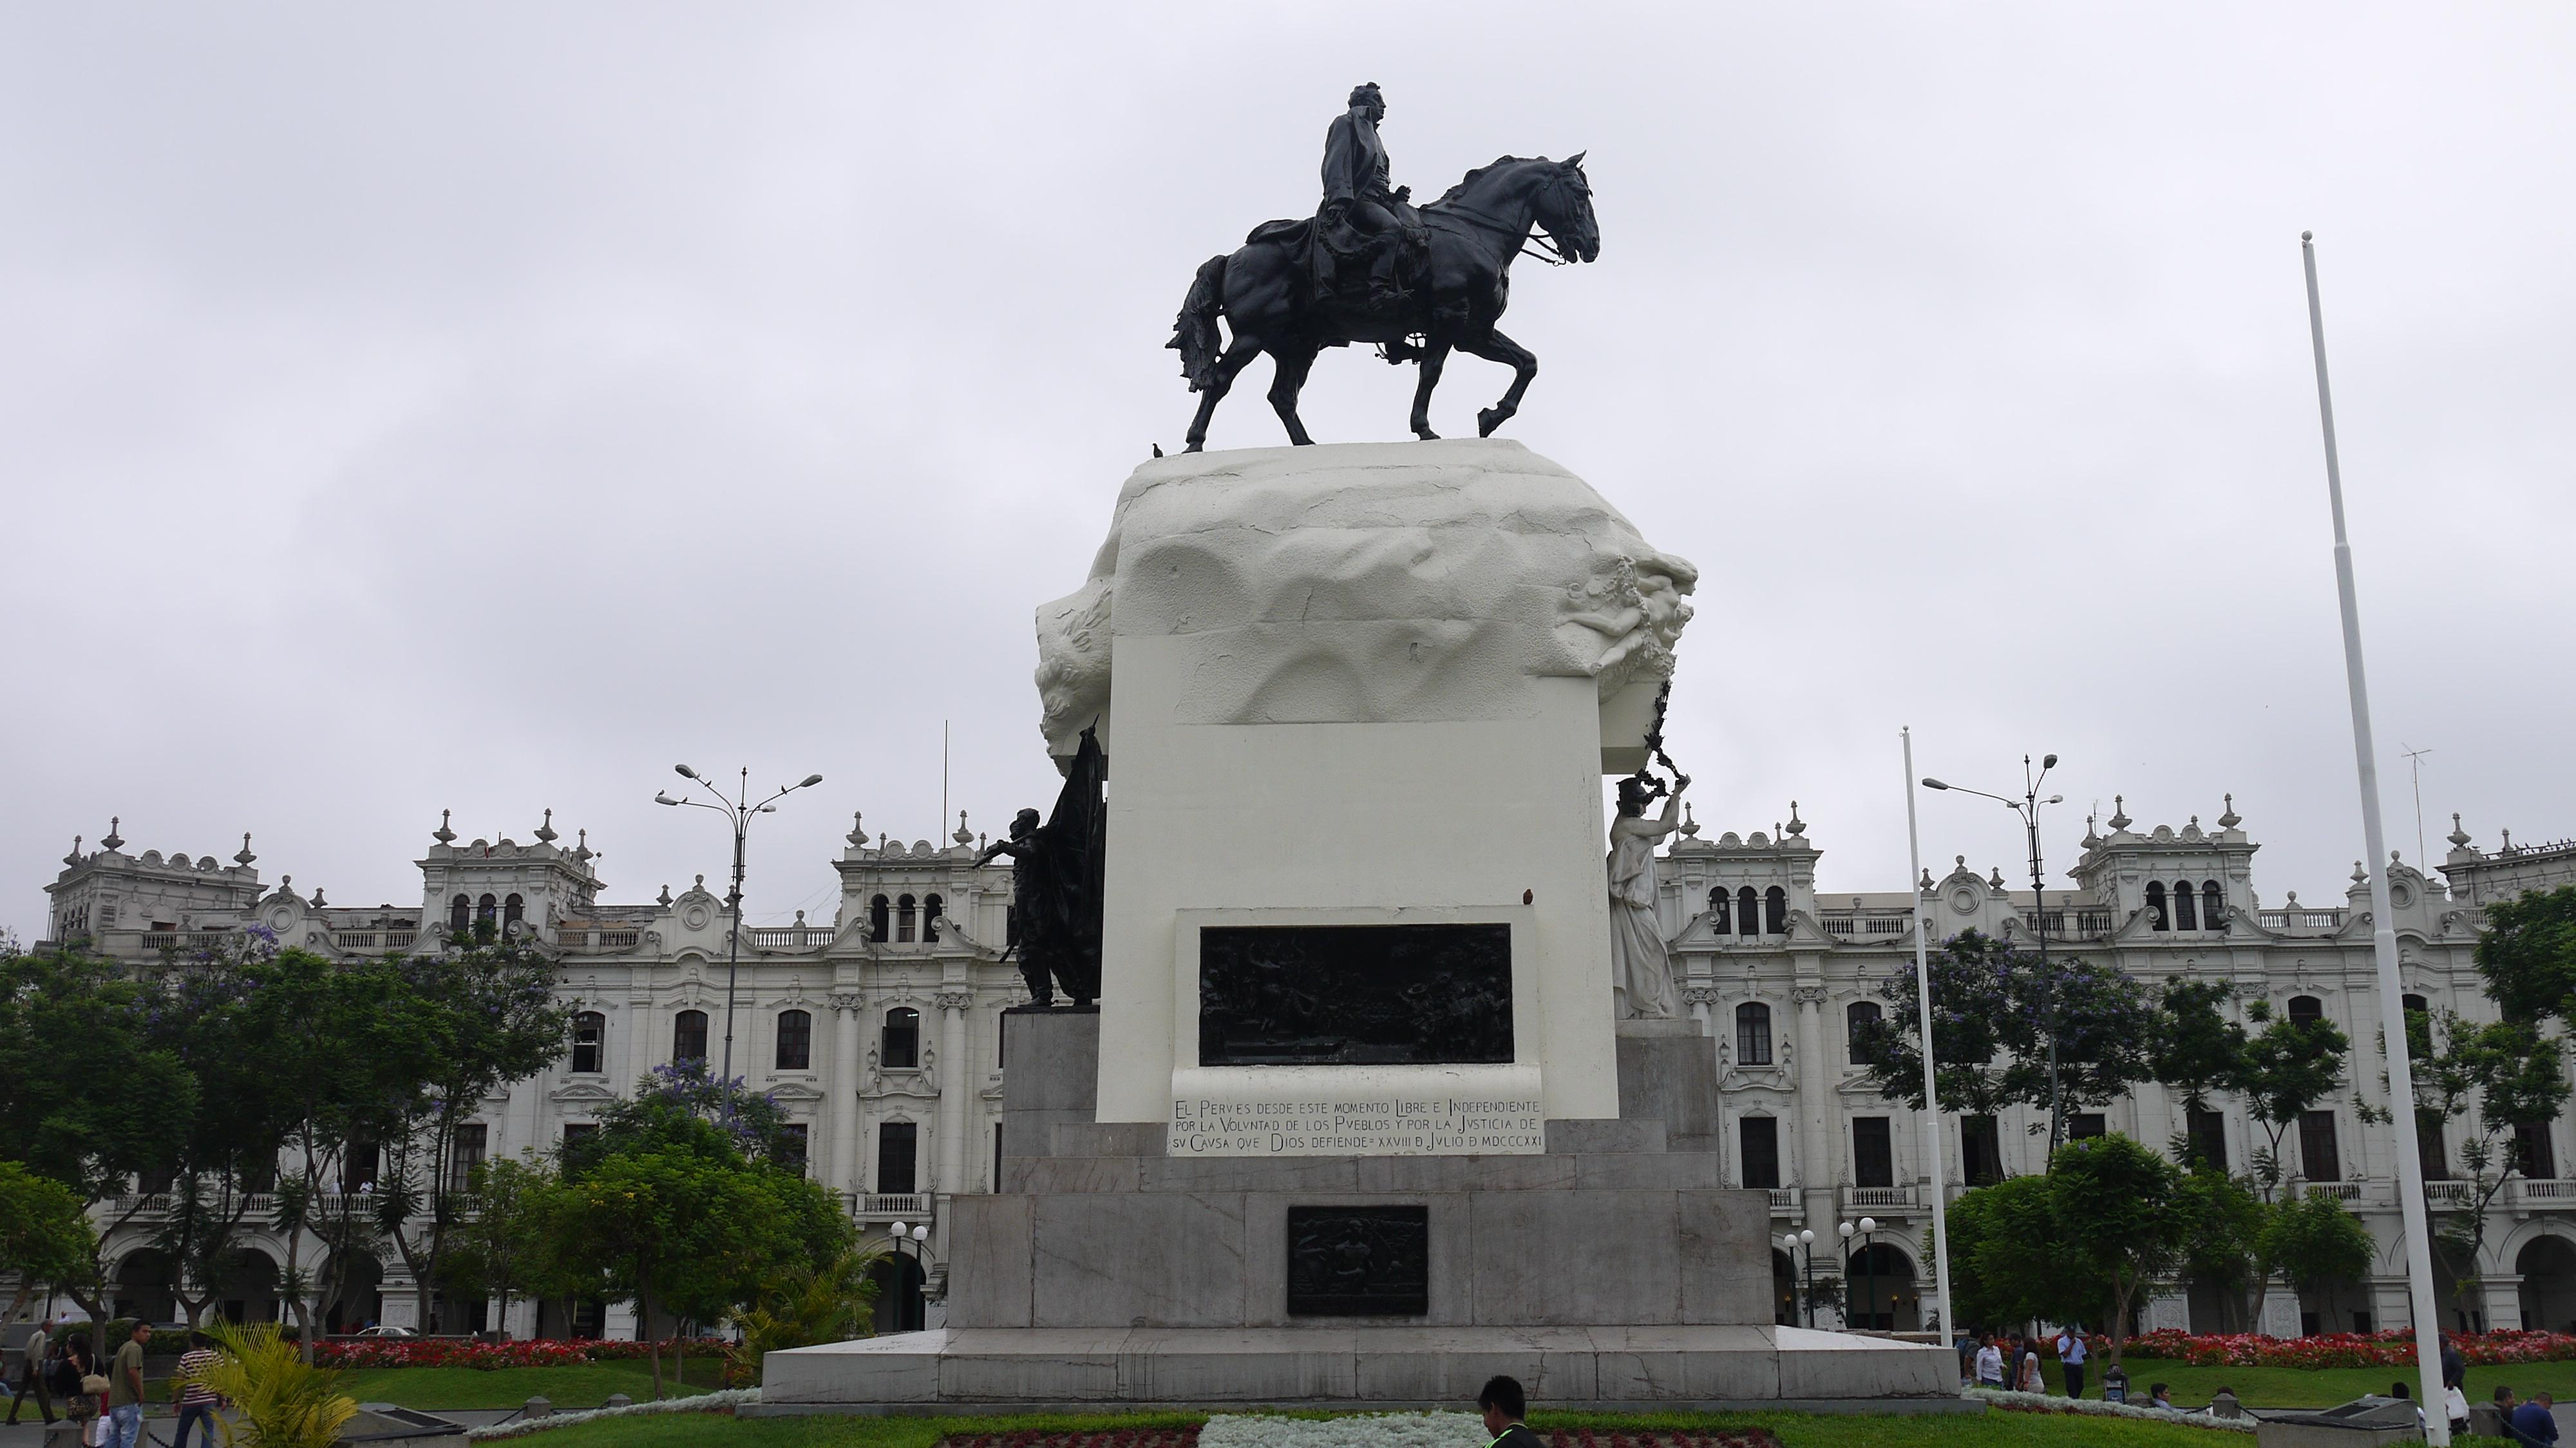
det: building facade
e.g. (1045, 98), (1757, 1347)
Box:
(32, 800), (2576, 1340)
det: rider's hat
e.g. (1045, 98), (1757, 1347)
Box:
(1348, 82), (1383, 108)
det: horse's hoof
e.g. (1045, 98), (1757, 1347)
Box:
(1477, 408), (1509, 437)
(1184, 442), (1206, 453)
(1414, 429), (1441, 441)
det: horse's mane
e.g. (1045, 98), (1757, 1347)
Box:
(1435, 155), (1545, 207)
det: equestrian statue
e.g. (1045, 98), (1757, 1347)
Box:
(1168, 82), (1600, 452)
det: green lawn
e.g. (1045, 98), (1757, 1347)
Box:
(2045, 1355), (2576, 1411)
(332, 1357), (730, 1410)
(516, 1407), (2233, 1448)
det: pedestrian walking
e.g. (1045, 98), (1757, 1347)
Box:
(1953, 1327), (1977, 1387)
(58, 1331), (97, 1436)
(106, 1321), (149, 1448)
(1973, 1333), (2004, 1388)
(173, 1330), (223, 1448)
(6, 1319), (56, 1425)
(2016, 1337), (2045, 1394)
(2054, 1326), (2088, 1400)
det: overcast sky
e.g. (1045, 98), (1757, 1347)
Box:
(5, 5), (2571, 940)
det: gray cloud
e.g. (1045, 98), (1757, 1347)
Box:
(5, 3), (2571, 936)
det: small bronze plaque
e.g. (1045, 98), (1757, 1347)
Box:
(1287, 1205), (1430, 1317)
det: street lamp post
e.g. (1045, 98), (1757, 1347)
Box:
(1779, 1228), (1821, 1329)
(1921, 756), (2069, 1154)
(886, 1219), (931, 1331)
(1840, 1217), (1879, 1331)
(655, 765), (824, 1094)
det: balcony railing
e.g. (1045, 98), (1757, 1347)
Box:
(856, 1193), (930, 1220)
(332, 931), (417, 951)
(1842, 1185), (1919, 1214)
(2515, 1179), (2576, 1206)
(2259, 909), (2349, 932)
(2304, 1181), (2364, 1202)
(135, 930), (240, 953)
(2425, 1181), (2476, 1206)
(1765, 1188), (1798, 1215)
(2021, 911), (2116, 938)
(555, 929), (642, 952)
(748, 926), (837, 950)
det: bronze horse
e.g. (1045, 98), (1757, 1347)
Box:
(1168, 155), (1599, 452)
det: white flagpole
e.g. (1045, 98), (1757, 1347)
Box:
(1902, 727), (1954, 1342)
(2302, 231), (2449, 1443)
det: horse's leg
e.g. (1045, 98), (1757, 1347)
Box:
(1183, 338), (1264, 452)
(1408, 338), (1454, 440)
(1461, 329), (1538, 438)
(1265, 343), (1319, 446)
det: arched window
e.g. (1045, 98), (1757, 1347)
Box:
(882, 1007), (921, 1069)
(2174, 880), (2199, 931)
(896, 893), (918, 944)
(869, 895), (891, 943)
(1735, 1002), (1773, 1066)
(504, 893), (526, 932)
(2145, 881), (2169, 930)
(1709, 888), (1731, 932)
(2287, 995), (2325, 1027)
(477, 893), (498, 928)
(570, 1011), (605, 1074)
(775, 1009), (812, 1071)
(2203, 880), (2225, 929)
(1736, 886), (1759, 938)
(672, 1009), (709, 1063)
(923, 894), (944, 944)
(450, 894), (471, 935)
(1765, 886), (1788, 935)
(2403, 993), (2429, 1016)
(1848, 1001), (1884, 1063)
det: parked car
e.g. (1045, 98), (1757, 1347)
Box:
(352, 1326), (416, 1338)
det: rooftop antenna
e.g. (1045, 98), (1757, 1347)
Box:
(942, 719), (951, 850)
(2401, 744), (2433, 868)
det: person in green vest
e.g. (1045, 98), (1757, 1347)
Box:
(1478, 1375), (1542, 1448)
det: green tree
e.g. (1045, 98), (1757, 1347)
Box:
(2235, 1000), (2349, 1200)
(2264, 1188), (2376, 1320)
(370, 935), (573, 1331)
(437, 1155), (564, 1342)
(1858, 931), (2155, 1149)
(2173, 1165), (2266, 1334)
(0, 1159), (97, 1325)
(724, 1248), (884, 1385)
(2047, 1134), (2193, 1364)
(2476, 884), (2576, 1027)
(2401, 1007), (2568, 1315)
(0, 944), (196, 1329)
(2148, 980), (2246, 1121)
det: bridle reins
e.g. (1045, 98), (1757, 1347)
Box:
(1429, 184), (1578, 267)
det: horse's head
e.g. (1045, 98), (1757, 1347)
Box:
(1535, 152), (1598, 263)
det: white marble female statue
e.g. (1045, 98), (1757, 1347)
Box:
(1607, 771), (1689, 1019)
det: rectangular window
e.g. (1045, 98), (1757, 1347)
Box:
(775, 1010), (813, 1071)
(1739, 1116), (1781, 1190)
(137, 1167), (177, 1196)
(1853, 1117), (1894, 1188)
(878, 1121), (919, 1195)
(342, 1141), (379, 1194)
(1963, 1116), (2004, 1185)
(1736, 1005), (1773, 1067)
(561, 1123), (597, 1159)
(2300, 1110), (2342, 1183)
(242, 1152), (278, 1195)
(570, 1013), (604, 1074)
(448, 1123), (488, 1194)
(2515, 1121), (2558, 1181)
(779, 1123), (809, 1177)
(2069, 1114), (2108, 1141)
(2418, 1110), (2452, 1181)
(2186, 1109), (2226, 1170)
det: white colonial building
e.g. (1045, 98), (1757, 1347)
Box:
(31, 796), (2576, 1340)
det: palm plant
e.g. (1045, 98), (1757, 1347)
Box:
(186, 1321), (359, 1448)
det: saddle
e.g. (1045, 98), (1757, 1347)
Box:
(1247, 207), (1430, 307)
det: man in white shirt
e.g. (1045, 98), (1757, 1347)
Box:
(2054, 1326), (2088, 1399)
(1974, 1335), (2005, 1389)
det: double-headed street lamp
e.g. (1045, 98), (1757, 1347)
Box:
(1839, 1217), (1880, 1331)
(1921, 754), (2070, 1154)
(654, 765), (824, 1093)
(1778, 1227), (1820, 1329)
(886, 1220), (932, 1332)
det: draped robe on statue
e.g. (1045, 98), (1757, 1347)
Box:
(1607, 805), (1681, 1019)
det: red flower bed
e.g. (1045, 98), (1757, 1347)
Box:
(312, 1337), (728, 1370)
(2112, 1328), (2576, 1369)
(1548, 1433), (1782, 1448)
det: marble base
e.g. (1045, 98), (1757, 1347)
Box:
(755, 1324), (1961, 1411)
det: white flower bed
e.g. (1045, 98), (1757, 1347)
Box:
(464, 1386), (761, 1440)
(1969, 1387), (2255, 1433)
(1199, 1411), (1488, 1448)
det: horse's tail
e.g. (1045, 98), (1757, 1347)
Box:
(1167, 253), (1228, 391)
